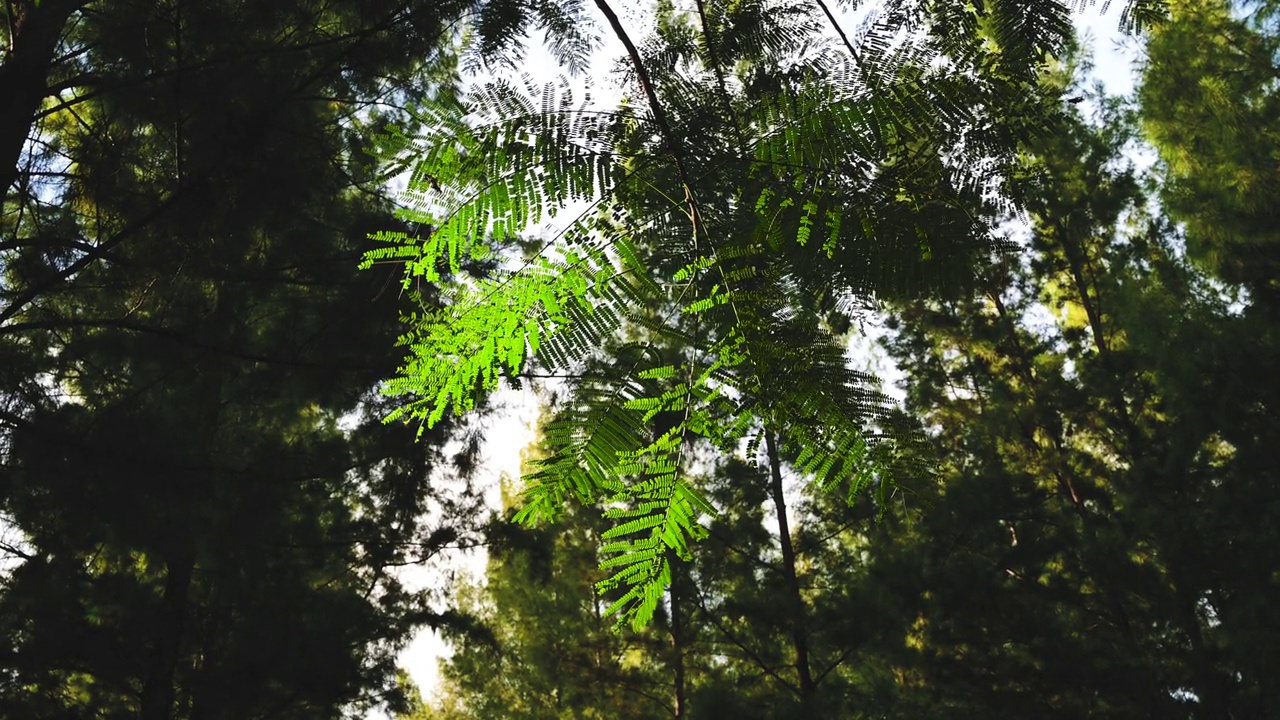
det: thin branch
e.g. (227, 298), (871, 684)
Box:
(811, 0), (864, 70)
(0, 316), (389, 372)
(813, 642), (859, 685)
(590, 0), (694, 215)
(691, 582), (800, 696)
(0, 540), (33, 561)
(0, 179), (202, 326)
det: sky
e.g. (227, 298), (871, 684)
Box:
(385, 0), (1151, 708)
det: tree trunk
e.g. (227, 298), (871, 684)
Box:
(764, 431), (816, 708)
(0, 0), (85, 195)
(670, 557), (687, 718)
(140, 549), (194, 720)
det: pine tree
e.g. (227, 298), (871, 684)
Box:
(1138, 0), (1280, 304)
(0, 1), (543, 716)
(866, 56), (1280, 716)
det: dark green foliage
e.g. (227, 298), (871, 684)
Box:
(865, 67), (1280, 716)
(0, 0), (538, 717)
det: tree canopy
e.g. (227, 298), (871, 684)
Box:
(406, 6), (1280, 715)
(363, 0), (1137, 629)
(6, 0), (1279, 717)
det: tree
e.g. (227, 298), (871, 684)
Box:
(418, 441), (911, 720)
(0, 0), (86, 198)
(411, 10), (1280, 718)
(1, 0), (588, 325)
(863, 56), (1280, 716)
(681, 455), (909, 719)
(0, 1), (550, 716)
(363, 0), (1130, 628)
(1138, 0), (1280, 304)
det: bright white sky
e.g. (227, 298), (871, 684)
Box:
(384, 1), (1149, 710)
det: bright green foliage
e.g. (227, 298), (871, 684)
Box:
(367, 0), (1115, 629)
(418, 45), (1280, 718)
(408, 14), (1280, 717)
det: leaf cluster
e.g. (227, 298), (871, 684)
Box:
(365, 0), (1142, 628)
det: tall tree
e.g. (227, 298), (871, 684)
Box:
(683, 455), (907, 719)
(364, 0), (1111, 628)
(866, 61), (1280, 716)
(0, 0), (562, 716)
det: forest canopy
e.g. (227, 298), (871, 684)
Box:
(3, 0), (1278, 718)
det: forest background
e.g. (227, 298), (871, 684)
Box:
(2, 0), (1278, 718)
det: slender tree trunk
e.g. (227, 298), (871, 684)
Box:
(1055, 224), (1145, 453)
(670, 558), (687, 719)
(764, 431), (816, 708)
(0, 0), (85, 195)
(140, 549), (194, 720)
